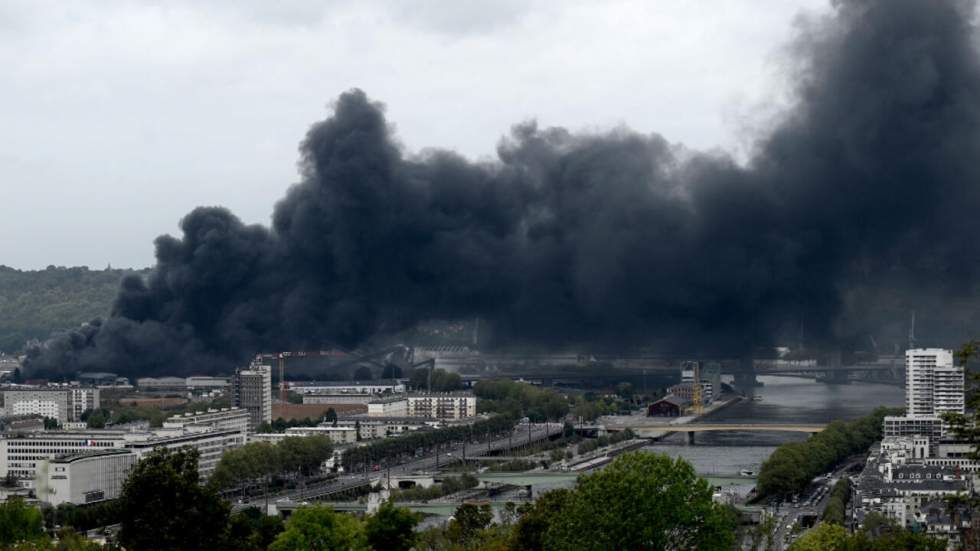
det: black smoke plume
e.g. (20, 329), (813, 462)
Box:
(26, 0), (980, 377)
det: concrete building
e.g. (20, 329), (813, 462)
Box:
(406, 393), (476, 420)
(302, 393), (378, 406)
(0, 431), (128, 480)
(1, 422), (245, 485)
(2, 388), (100, 424)
(367, 397), (409, 417)
(883, 415), (945, 442)
(291, 381), (406, 395)
(163, 408), (249, 441)
(232, 361), (272, 432)
(135, 377), (187, 392)
(855, 439), (970, 532)
(185, 376), (230, 392)
(122, 427), (244, 480)
(906, 348), (963, 417)
(284, 426), (358, 445)
(38, 449), (137, 506)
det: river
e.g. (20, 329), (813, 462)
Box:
(644, 375), (905, 494)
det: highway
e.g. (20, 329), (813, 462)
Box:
(232, 422), (561, 512)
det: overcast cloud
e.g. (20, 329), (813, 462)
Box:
(0, 0), (827, 270)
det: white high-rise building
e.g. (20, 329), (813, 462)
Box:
(906, 348), (963, 418)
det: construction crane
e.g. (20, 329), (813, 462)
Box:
(685, 360), (704, 415)
(255, 350), (349, 402)
(258, 346), (412, 402)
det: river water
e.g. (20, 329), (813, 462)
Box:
(644, 375), (905, 493)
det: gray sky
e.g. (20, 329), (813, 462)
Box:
(0, 0), (827, 270)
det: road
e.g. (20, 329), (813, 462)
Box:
(768, 458), (862, 549)
(233, 422), (561, 512)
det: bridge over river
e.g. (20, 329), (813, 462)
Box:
(609, 422), (826, 443)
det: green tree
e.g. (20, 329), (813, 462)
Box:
(409, 368), (463, 392)
(84, 409), (106, 429)
(227, 507), (285, 551)
(510, 489), (573, 551)
(0, 497), (45, 545)
(117, 448), (230, 551)
(269, 505), (368, 551)
(445, 503), (493, 546)
(788, 523), (848, 551)
(545, 452), (737, 550)
(365, 501), (420, 551)
(325, 408), (338, 426)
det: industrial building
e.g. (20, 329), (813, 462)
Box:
(232, 361), (272, 432)
(291, 381), (406, 395)
(647, 395), (691, 417)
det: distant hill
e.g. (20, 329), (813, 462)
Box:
(0, 265), (150, 353)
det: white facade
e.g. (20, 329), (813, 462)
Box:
(1, 424), (244, 484)
(406, 394), (477, 420)
(39, 450), (137, 506)
(3, 388), (100, 423)
(285, 426), (358, 445)
(0, 431), (128, 481)
(367, 398), (409, 417)
(906, 348), (963, 417)
(163, 407), (249, 442)
(123, 427), (244, 480)
(232, 363), (272, 432)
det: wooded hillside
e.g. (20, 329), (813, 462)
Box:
(0, 265), (149, 353)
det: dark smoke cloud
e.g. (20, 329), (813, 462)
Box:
(26, 0), (980, 377)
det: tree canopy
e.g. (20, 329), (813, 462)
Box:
(0, 265), (148, 354)
(529, 452), (737, 550)
(269, 505), (369, 551)
(117, 447), (230, 551)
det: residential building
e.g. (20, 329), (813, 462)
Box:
(406, 393), (476, 420)
(284, 426), (358, 445)
(906, 348), (963, 417)
(38, 449), (137, 506)
(2, 388), (100, 424)
(122, 427), (244, 479)
(232, 361), (272, 432)
(163, 408), (249, 441)
(367, 397), (409, 417)
(302, 394), (377, 406)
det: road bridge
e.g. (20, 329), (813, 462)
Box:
(615, 422), (826, 443)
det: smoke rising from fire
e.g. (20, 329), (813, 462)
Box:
(26, 0), (980, 377)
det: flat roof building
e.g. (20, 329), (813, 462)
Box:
(406, 393), (476, 420)
(2, 388), (100, 424)
(232, 362), (272, 433)
(38, 449), (137, 507)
